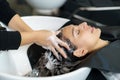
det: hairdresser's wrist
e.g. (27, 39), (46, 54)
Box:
(20, 31), (37, 46)
(34, 30), (53, 46)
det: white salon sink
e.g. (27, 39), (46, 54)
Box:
(0, 16), (91, 80)
(25, 0), (67, 15)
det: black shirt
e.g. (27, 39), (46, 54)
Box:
(0, 0), (21, 50)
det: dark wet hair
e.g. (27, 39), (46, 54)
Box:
(57, 31), (76, 50)
(57, 31), (82, 62)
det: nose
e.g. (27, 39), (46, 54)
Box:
(82, 22), (87, 26)
(79, 22), (89, 30)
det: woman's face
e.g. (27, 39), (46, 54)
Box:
(61, 22), (101, 52)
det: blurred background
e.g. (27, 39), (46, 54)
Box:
(7, 0), (67, 16)
(7, 0), (33, 16)
(7, 0), (120, 26)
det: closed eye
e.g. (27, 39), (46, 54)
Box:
(74, 29), (80, 37)
(76, 30), (80, 35)
(72, 27), (80, 37)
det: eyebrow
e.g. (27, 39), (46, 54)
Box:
(72, 27), (74, 37)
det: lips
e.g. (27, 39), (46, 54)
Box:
(91, 27), (94, 33)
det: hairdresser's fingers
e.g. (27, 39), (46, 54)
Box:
(50, 46), (59, 59)
(53, 43), (67, 58)
(56, 37), (70, 50)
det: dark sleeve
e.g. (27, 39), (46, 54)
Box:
(0, 0), (16, 25)
(0, 31), (21, 50)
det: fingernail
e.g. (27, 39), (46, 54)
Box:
(68, 47), (70, 50)
(64, 55), (67, 59)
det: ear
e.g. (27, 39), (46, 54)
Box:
(73, 48), (88, 57)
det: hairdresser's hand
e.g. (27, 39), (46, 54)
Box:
(35, 30), (69, 59)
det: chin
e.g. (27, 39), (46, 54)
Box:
(96, 28), (101, 38)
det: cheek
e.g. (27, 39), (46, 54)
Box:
(73, 29), (101, 48)
(78, 33), (99, 47)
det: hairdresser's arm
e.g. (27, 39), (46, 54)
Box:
(20, 30), (68, 59)
(0, 30), (48, 50)
(0, 0), (32, 32)
(8, 14), (33, 32)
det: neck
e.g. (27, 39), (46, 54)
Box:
(90, 39), (110, 52)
